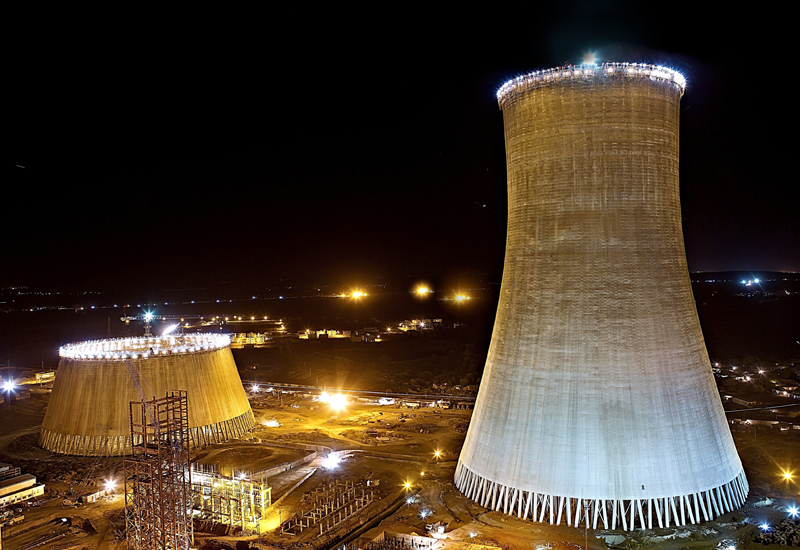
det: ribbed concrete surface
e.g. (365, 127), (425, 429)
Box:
(40, 347), (254, 456)
(456, 65), (746, 529)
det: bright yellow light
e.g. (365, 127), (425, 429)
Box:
(784, 471), (793, 481)
(329, 393), (347, 411)
(420, 471), (425, 477)
(416, 286), (431, 295)
(263, 511), (282, 531)
(404, 481), (412, 490)
(352, 291), (365, 298)
(320, 391), (347, 411)
(455, 294), (470, 302)
(434, 450), (441, 458)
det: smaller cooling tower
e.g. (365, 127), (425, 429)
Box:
(40, 333), (254, 456)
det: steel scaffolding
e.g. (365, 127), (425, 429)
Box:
(190, 465), (271, 532)
(124, 390), (191, 550)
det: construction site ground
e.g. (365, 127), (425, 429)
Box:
(0, 386), (797, 549)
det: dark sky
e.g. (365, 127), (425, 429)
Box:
(6, 4), (797, 292)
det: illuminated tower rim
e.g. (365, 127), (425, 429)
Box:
(496, 62), (686, 106)
(58, 333), (231, 361)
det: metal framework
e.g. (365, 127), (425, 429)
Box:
(124, 390), (191, 550)
(281, 480), (375, 537)
(190, 465), (271, 532)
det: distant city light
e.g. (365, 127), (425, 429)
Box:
(162, 323), (180, 336)
(352, 291), (365, 298)
(416, 286), (432, 296)
(582, 51), (597, 65)
(455, 295), (470, 302)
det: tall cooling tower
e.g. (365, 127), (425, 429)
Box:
(40, 333), (254, 456)
(455, 63), (747, 530)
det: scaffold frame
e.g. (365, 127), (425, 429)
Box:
(190, 464), (270, 532)
(124, 390), (191, 550)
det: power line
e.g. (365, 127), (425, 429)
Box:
(725, 402), (800, 414)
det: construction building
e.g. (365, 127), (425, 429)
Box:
(0, 463), (45, 508)
(456, 63), (747, 530)
(40, 333), (254, 456)
(190, 465), (271, 532)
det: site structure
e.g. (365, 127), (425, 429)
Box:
(190, 465), (271, 532)
(124, 391), (192, 550)
(40, 334), (254, 456)
(455, 63), (747, 530)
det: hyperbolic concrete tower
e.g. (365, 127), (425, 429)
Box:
(40, 333), (254, 456)
(455, 63), (747, 530)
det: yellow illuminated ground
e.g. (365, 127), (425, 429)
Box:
(0, 385), (798, 549)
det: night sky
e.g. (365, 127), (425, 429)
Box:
(7, 4), (797, 293)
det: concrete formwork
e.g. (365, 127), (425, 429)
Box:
(456, 63), (747, 530)
(40, 335), (254, 456)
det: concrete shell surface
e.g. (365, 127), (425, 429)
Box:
(40, 334), (254, 456)
(456, 64), (747, 530)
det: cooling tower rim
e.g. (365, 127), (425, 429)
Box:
(497, 62), (686, 107)
(58, 333), (231, 361)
